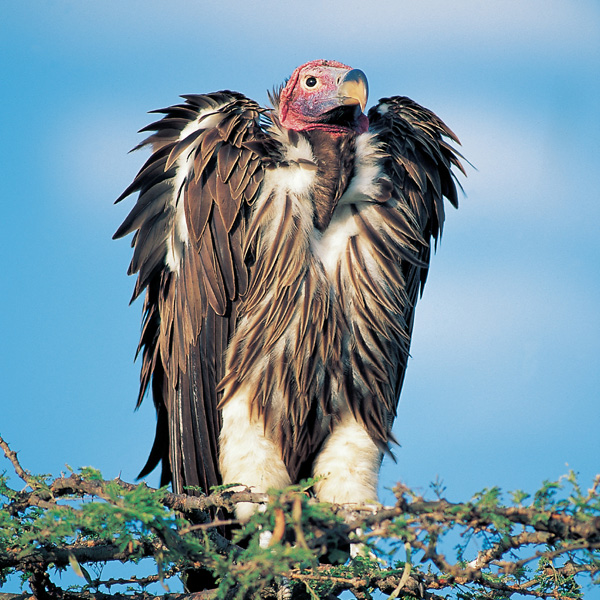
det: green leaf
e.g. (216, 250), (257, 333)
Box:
(68, 552), (85, 579)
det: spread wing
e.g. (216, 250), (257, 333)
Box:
(114, 92), (265, 494)
(358, 96), (465, 442)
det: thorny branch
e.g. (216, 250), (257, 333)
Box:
(1, 434), (599, 600)
(0, 437), (35, 488)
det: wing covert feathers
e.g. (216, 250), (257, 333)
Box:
(368, 96), (464, 248)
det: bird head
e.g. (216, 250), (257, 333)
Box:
(278, 59), (369, 134)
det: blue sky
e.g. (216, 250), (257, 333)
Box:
(1, 0), (599, 594)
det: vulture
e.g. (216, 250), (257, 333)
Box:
(115, 60), (464, 519)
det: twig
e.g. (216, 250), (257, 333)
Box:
(178, 518), (239, 535)
(0, 538), (162, 571)
(87, 567), (181, 590)
(0, 434), (36, 487)
(388, 542), (412, 599)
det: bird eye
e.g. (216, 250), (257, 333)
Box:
(305, 76), (318, 88)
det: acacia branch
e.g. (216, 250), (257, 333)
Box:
(0, 435), (35, 488)
(1, 435), (599, 600)
(0, 539), (161, 571)
(9, 473), (268, 516)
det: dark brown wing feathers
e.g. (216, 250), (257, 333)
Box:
(115, 92), (265, 494)
(364, 95), (463, 431)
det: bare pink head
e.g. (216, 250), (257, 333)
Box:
(278, 59), (369, 134)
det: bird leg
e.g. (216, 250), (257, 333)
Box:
(219, 395), (294, 599)
(219, 391), (291, 521)
(312, 412), (382, 558)
(312, 411), (382, 505)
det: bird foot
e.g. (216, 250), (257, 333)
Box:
(276, 577), (292, 600)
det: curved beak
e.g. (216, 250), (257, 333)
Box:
(338, 69), (369, 112)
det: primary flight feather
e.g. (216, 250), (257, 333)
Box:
(115, 59), (464, 516)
